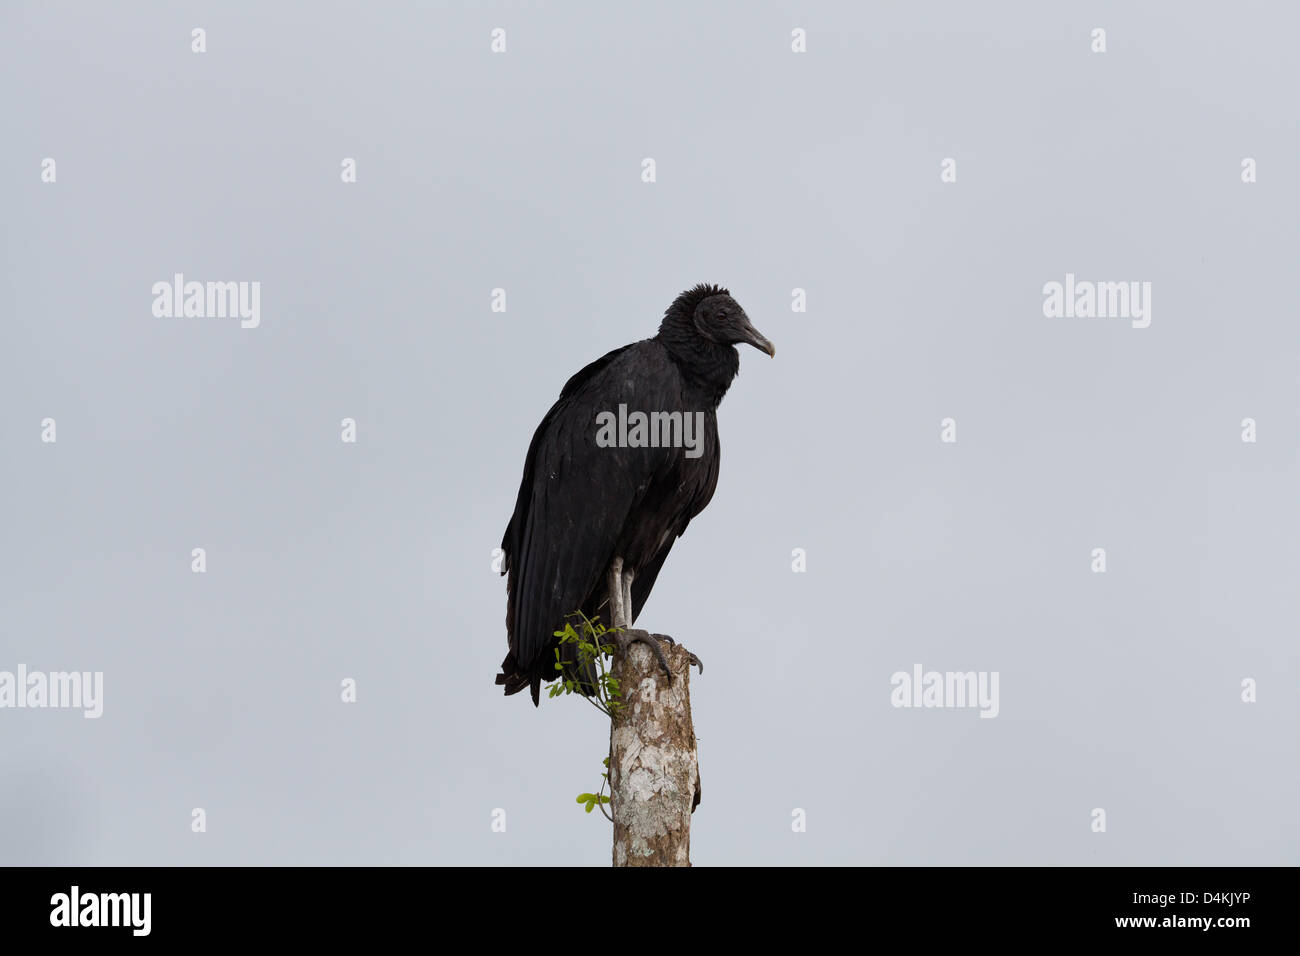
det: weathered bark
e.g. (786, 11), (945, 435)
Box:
(609, 639), (700, 867)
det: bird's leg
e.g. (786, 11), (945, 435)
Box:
(621, 567), (635, 627)
(606, 557), (626, 629)
(603, 560), (672, 680)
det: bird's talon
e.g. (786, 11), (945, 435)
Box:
(611, 628), (673, 680)
(616, 630), (701, 679)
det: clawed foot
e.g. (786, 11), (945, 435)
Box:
(652, 634), (703, 675)
(608, 630), (703, 678)
(609, 628), (672, 680)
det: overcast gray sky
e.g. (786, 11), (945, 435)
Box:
(2, 1), (1296, 865)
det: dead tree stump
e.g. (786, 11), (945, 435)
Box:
(609, 639), (701, 867)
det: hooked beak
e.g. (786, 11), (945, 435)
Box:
(739, 320), (776, 358)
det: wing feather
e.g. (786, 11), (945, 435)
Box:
(501, 342), (684, 684)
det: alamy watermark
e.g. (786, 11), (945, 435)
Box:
(152, 273), (261, 328)
(0, 665), (103, 718)
(595, 404), (706, 459)
(890, 663), (999, 718)
(50, 886), (150, 936)
(1043, 273), (1151, 328)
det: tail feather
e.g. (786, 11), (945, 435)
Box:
(495, 625), (601, 708)
(495, 651), (540, 706)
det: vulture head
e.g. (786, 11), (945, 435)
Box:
(692, 291), (776, 357)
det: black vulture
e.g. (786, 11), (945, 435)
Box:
(496, 283), (775, 705)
